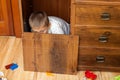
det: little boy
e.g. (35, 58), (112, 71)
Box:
(29, 11), (70, 34)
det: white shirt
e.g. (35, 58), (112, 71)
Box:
(48, 16), (70, 34)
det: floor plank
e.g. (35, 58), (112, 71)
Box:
(0, 36), (120, 80)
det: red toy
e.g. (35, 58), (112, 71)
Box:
(85, 70), (97, 80)
(5, 63), (13, 69)
(5, 63), (18, 70)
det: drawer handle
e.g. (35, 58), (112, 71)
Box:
(101, 13), (111, 20)
(99, 31), (111, 43)
(96, 56), (105, 63)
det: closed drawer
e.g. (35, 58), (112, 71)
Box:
(75, 0), (120, 2)
(78, 47), (120, 70)
(75, 4), (120, 26)
(73, 26), (120, 48)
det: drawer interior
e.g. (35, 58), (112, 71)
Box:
(21, 0), (70, 32)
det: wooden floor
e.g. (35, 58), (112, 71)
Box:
(0, 36), (120, 80)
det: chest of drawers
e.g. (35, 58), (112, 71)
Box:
(71, 0), (120, 71)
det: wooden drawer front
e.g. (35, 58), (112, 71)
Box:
(75, 5), (120, 26)
(74, 26), (120, 48)
(23, 33), (79, 74)
(76, 0), (120, 2)
(78, 47), (120, 70)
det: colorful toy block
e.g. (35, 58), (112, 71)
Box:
(85, 70), (97, 80)
(10, 63), (18, 70)
(5, 63), (18, 70)
(115, 75), (120, 80)
(5, 63), (13, 69)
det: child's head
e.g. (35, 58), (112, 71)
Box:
(29, 11), (50, 33)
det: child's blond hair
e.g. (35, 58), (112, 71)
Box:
(29, 11), (49, 28)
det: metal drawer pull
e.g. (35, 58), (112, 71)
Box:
(96, 56), (105, 63)
(99, 31), (111, 43)
(101, 13), (111, 20)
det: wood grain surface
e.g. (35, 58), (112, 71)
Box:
(0, 36), (120, 80)
(0, 0), (14, 36)
(73, 26), (120, 48)
(75, 4), (120, 26)
(22, 33), (79, 74)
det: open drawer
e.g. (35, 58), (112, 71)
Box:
(22, 32), (79, 74)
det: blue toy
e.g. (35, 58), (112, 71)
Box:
(10, 63), (18, 70)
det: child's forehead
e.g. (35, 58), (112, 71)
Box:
(32, 26), (40, 28)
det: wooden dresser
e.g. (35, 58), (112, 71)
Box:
(71, 0), (120, 71)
